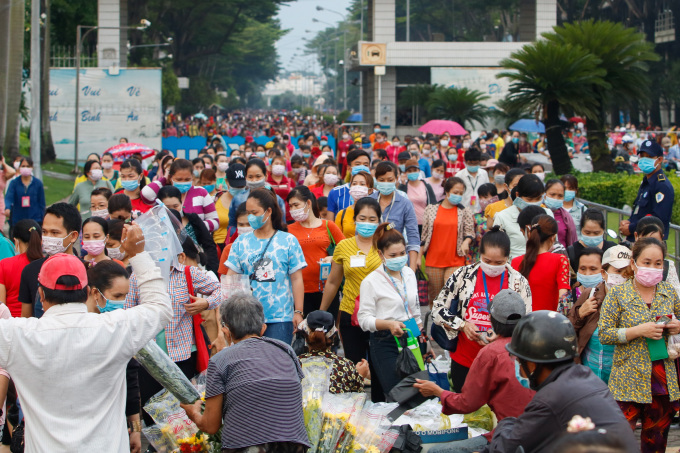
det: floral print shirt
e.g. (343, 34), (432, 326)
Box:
(298, 350), (364, 394)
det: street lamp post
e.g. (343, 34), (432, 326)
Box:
(74, 21), (149, 172)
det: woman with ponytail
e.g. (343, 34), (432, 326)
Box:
(0, 219), (42, 316)
(511, 214), (570, 312)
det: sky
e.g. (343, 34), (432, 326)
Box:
(276, 0), (353, 73)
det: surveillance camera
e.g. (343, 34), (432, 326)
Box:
(140, 19), (151, 27)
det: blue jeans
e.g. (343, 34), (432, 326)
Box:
(264, 322), (294, 345)
(370, 330), (402, 397)
(428, 436), (489, 453)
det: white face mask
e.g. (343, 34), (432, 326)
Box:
(349, 185), (369, 201)
(480, 261), (506, 278)
(237, 226), (253, 236)
(107, 246), (125, 261)
(605, 271), (627, 287)
(271, 164), (286, 176)
(431, 171), (444, 180)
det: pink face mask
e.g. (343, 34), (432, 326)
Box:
(635, 265), (664, 287)
(349, 185), (369, 201)
(83, 240), (106, 257)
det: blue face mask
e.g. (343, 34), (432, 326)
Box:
(399, 164), (406, 172)
(320, 140), (328, 146)
(376, 181), (396, 196)
(303, 152), (311, 158)
(173, 180), (192, 194)
(582, 234), (603, 248)
(407, 172), (419, 181)
(447, 154), (456, 162)
(355, 222), (378, 238)
(228, 187), (245, 197)
(638, 157), (658, 175)
(256, 151), (266, 158)
(248, 212), (269, 230)
(96, 289), (125, 313)
(384, 255), (408, 272)
(120, 180), (139, 192)
(577, 272), (603, 288)
(543, 196), (563, 211)
(352, 165), (370, 175)
(512, 137), (520, 144)
(448, 193), (462, 205)
(513, 197), (543, 211)
(203, 184), (215, 193)
(466, 165), (480, 173)
(515, 361), (531, 389)
(564, 190), (576, 202)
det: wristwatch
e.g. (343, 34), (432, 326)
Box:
(294, 310), (304, 316)
(129, 420), (142, 433)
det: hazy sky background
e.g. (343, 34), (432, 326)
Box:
(276, 0), (353, 73)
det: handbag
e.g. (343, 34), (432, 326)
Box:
(184, 266), (211, 373)
(395, 329), (425, 378)
(426, 362), (450, 391)
(416, 268), (428, 306)
(351, 293), (361, 327)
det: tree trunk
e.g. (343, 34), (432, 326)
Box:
(3, 0), (25, 156)
(0, 0), (11, 156)
(545, 100), (572, 175)
(650, 97), (662, 129)
(609, 104), (620, 128)
(630, 103), (640, 128)
(41, 0), (55, 162)
(588, 113), (615, 173)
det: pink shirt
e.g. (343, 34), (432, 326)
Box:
(408, 181), (428, 225)
(426, 177), (445, 202)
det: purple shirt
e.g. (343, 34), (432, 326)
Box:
(554, 207), (578, 247)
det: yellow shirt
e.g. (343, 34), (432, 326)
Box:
(212, 195), (231, 244)
(335, 206), (356, 238)
(485, 199), (509, 220)
(333, 237), (381, 314)
(493, 137), (505, 159)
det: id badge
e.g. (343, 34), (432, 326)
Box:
(470, 195), (477, 206)
(21, 196), (30, 208)
(403, 318), (421, 338)
(250, 257), (276, 282)
(350, 254), (366, 268)
(319, 261), (331, 281)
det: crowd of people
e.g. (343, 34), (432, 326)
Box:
(0, 115), (678, 453)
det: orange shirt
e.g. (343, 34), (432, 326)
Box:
(425, 205), (466, 268)
(218, 243), (233, 276)
(288, 220), (346, 293)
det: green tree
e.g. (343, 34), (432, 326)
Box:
(398, 84), (439, 125)
(543, 20), (659, 172)
(162, 67), (180, 109)
(424, 87), (490, 130)
(498, 40), (607, 175)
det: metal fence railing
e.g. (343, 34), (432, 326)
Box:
(51, 45), (98, 68)
(578, 199), (680, 273)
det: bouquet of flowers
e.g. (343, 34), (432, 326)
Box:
(135, 340), (201, 404)
(301, 357), (332, 453)
(344, 402), (399, 453)
(315, 393), (365, 453)
(177, 432), (222, 453)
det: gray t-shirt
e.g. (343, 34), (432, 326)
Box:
(205, 337), (309, 448)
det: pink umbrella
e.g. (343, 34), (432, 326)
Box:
(104, 143), (157, 163)
(419, 120), (467, 136)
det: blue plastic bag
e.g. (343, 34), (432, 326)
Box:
(427, 362), (450, 391)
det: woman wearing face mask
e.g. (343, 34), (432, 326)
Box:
(142, 158), (219, 232)
(425, 160), (447, 202)
(530, 163), (546, 182)
(568, 246), (632, 384)
(0, 219), (42, 317)
(335, 171), (374, 238)
(69, 160), (114, 219)
(512, 214), (569, 312)
(599, 238), (680, 453)
(421, 177), (475, 307)
(310, 163), (340, 199)
(100, 152), (119, 187)
(433, 227), (532, 392)
(105, 219), (129, 268)
(445, 148), (465, 177)
(468, 183), (499, 264)
(217, 203), (251, 276)
(543, 179), (578, 248)
(634, 216), (680, 297)
(118, 158), (153, 215)
(287, 187), (345, 316)
(566, 209), (617, 273)
(560, 174), (586, 241)
(155, 155), (175, 182)
(398, 159), (437, 230)
(357, 224), (424, 396)
(225, 189), (306, 345)
(385, 136), (404, 163)
(490, 162), (510, 197)
(214, 154), (229, 191)
(303, 153), (332, 187)
(492, 174), (553, 259)
(199, 168), (218, 197)
(81, 217), (122, 266)
(72, 153), (101, 188)
(192, 158), (206, 184)
(485, 168), (524, 228)
(89, 187), (112, 219)
(321, 197), (384, 401)
(86, 260), (143, 453)
(370, 162), (420, 272)
(5, 157), (45, 234)
(267, 155), (294, 201)
(227, 159), (287, 229)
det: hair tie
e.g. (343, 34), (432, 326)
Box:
(28, 226), (36, 232)
(386, 223), (395, 231)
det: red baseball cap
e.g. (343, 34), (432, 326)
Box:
(38, 253), (88, 290)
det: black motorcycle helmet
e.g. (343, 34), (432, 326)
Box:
(506, 311), (578, 390)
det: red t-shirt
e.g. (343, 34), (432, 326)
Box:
(0, 253), (31, 316)
(511, 253), (570, 311)
(451, 268), (507, 368)
(130, 196), (153, 214)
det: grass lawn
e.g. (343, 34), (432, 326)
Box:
(605, 211), (678, 259)
(40, 159), (76, 205)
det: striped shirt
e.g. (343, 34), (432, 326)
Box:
(327, 184), (352, 215)
(205, 337), (309, 449)
(141, 178), (219, 232)
(125, 264), (221, 361)
(333, 237), (382, 314)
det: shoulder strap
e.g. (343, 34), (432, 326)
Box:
(325, 221), (336, 246)
(184, 266), (195, 298)
(664, 260), (670, 281)
(340, 208), (347, 226)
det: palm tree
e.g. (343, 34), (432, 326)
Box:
(3, 0), (25, 156)
(544, 20), (659, 172)
(498, 40), (607, 175)
(398, 84), (439, 126)
(425, 86), (490, 130)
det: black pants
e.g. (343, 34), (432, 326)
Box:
(303, 291), (340, 318)
(338, 311), (384, 402)
(450, 360), (470, 393)
(139, 351), (197, 426)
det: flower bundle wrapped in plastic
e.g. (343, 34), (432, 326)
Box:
(340, 402), (399, 453)
(301, 357), (332, 453)
(178, 432), (222, 453)
(135, 340), (201, 404)
(315, 393), (365, 453)
(142, 390), (198, 451)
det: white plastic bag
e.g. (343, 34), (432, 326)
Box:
(135, 202), (183, 283)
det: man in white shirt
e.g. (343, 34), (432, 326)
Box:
(0, 225), (172, 452)
(455, 148), (489, 213)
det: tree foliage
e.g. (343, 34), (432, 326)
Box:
(424, 87), (490, 129)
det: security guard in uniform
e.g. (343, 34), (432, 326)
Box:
(620, 140), (674, 242)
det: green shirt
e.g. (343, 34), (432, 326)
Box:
(68, 179), (114, 219)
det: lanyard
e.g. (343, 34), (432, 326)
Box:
(467, 173), (480, 193)
(380, 193), (397, 223)
(482, 270), (505, 307)
(383, 266), (409, 316)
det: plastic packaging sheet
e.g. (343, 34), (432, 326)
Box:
(142, 389), (198, 452)
(134, 202), (183, 283)
(220, 274), (252, 300)
(301, 357), (333, 453)
(135, 340), (201, 404)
